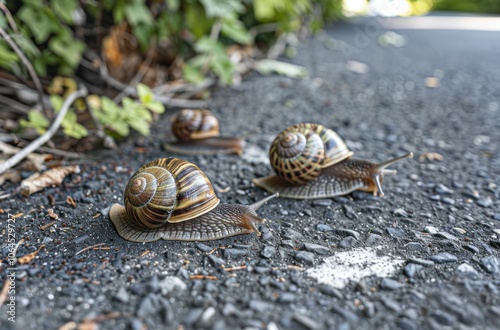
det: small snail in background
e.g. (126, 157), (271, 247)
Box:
(252, 123), (413, 199)
(109, 158), (277, 242)
(163, 109), (245, 155)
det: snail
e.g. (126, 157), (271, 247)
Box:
(108, 158), (277, 242)
(252, 123), (413, 199)
(163, 109), (245, 155)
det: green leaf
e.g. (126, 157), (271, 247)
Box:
(125, 1), (153, 26)
(137, 83), (153, 104)
(199, 0), (245, 18)
(145, 101), (164, 114)
(132, 24), (153, 50)
(183, 63), (206, 84)
(49, 29), (86, 68)
(166, 0), (180, 11)
(19, 110), (49, 135)
(128, 117), (150, 135)
(0, 43), (19, 70)
(50, 94), (64, 111)
(221, 17), (252, 44)
(109, 121), (130, 137)
(211, 55), (234, 84)
(18, 5), (57, 43)
(51, 0), (78, 23)
(185, 4), (212, 37)
(101, 96), (122, 115)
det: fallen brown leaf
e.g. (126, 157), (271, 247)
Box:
(20, 165), (80, 196)
(418, 152), (444, 162)
(17, 244), (45, 264)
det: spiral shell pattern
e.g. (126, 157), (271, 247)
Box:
(269, 123), (353, 184)
(124, 158), (220, 229)
(172, 109), (220, 142)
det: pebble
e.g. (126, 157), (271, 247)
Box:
(424, 226), (439, 234)
(433, 232), (458, 241)
(451, 227), (466, 235)
(195, 243), (214, 252)
(278, 292), (296, 303)
(295, 251), (315, 265)
(223, 249), (250, 259)
(404, 242), (426, 251)
(352, 191), (379, 201)
(397, 318), (418, 330)
(343, 205), (358, 219)
(380, 297), (402, 312)
(429, 194), (441, 201)
(404, 263), (423, 278)
(260, 231), (274, 242)
(366, 234), (382, 246)
(432, 310), (456, 326)
(456, 263), (478, 276)
(319, 285), (343, 299)
(331, 306), (359, 323)
(206, 254), (225, 267)
(332, 196), (352, 204)
(333, 228), (360, 240)
(338, 236), (358, 249)
(198, 307), (216, 327)
(316, 224), (333, 232)
(431, 252), (458, 263)
(407, 258), (434, 266)
(159, 276), (187, 297)
(249, 300), (273, 313)
(292, 313), (322, 330)
(380, 278), (405, 290)
(281, 240), (295, 249)
(303, 243), (330, 255)
(435, 183), (454, 195)
(476, 198), (493, 208)
(494, 214), (500, 221)
(386, 227), (405, 238)
(480, 256), (499, 274)
(137, 294), (160, 318)
(463, 244), (480, 254)
(393, 208), (409, 217)
(441, 197), (455, 205)
(312, 199), (332, 207)
(489, 240), (500, 249)
(183, 308), (204, 325)
(113, 287), (129, 303)
(283, 228), (304, 240)
(261, 246), (276, 259)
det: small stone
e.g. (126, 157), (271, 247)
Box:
(404, 242), (426, 252)
(338, 236), (358, 249)
(319, 285), (343, 299)
(281, 240), (295, 249)
(261, 246), (276, 259)
(433, 232), (458, 241)
(380, 297), (402, 312)
(312, 199), (332, 207)
(197, 307), (216, 327)
(222, 303), (240, 317)
(183, 308), (204, 325)
(441, 197), (455, 205)
(424, 226), (439, 234)
(431, 252), (458, 263)
(366, 234), (382, 246)
(206, 254), (225, 267)
(137, 294), (160, 318)
(260, 231), (274, 242)
(463, 244), (480, 254)
(303, 209), (313, 216)
(352, 191), (379, 201)
(452, 227), (466, 235)
(435, 184), (454, 195)
(249, 300), (273, 313)
(403, 308), (419, 320)
(380, 278), (405, 290)
(404, 263), (423, 278)
(295, 251), (315, 265)
(279, 292), (296, 303)
(489, 240), (500, 250)
(429, 195), (441, 201)
(113, 287), (129, 303)
(393, 208), (409, 217)
(316, 224), (333, 232)
(407, 258), (434, 266)
(223, 249), (250, 259)
(195, 243), (213, 252)
(476, 198), (493, 208)
(397, 318), (418, 330)
(283, 228), (303, 240)
(333, 228), (360, 240)
(292, 314), (321, 330)
(159, 276), (187, 297)
(456, 263), (478, 276)
(386, 227), (405, 238)
(432, 310), (456, 326)
(480, 255), (499, 274)
(303, 243), (330, 255)
(343, 205), (358, 219)
(494, 214), (500, 221)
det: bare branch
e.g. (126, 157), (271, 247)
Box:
(0, 87), (89, 175)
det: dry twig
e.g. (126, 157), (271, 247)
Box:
(75, 243), (107, 255)
(0, 87), (88, 175)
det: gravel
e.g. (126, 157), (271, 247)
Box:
(1, 14), (500, 330)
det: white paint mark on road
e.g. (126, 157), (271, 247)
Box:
(306, 246), (405, 289)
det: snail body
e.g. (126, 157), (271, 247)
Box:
(109, 158), (276, 242)
(163, 109), (245, 155)
(253, 123), (413, 199)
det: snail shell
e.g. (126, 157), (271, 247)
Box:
(253, 123), (413, 199)
(164, 109), (245, 155)
(109, 158), (277, 242)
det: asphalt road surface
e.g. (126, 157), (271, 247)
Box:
(1, 13), (499, 330)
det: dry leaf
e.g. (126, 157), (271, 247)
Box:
(20, 165), (80, 196)
(17, 245), (45, 264)
(0, 169), (21, 186)
(0, 141), (50, 172)
(418, 152), (444, 162)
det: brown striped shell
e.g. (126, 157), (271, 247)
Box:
(123, 158), (220, 229)
(269, 123), (353, 184)
(172, 109), (220, 142)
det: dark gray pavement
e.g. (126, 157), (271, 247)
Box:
(1, 13), (500, 330)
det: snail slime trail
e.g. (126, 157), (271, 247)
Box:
(253, 123), (413, 199)
(164, 109), (246, 156)
(109, 157), (277, 242)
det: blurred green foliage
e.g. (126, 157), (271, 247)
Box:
(434, 0), (500, 14)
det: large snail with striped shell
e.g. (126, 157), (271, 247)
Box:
(252, 123), (413, 199)
(109, 158), (276, 242)
(163, 109), (245, 155)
